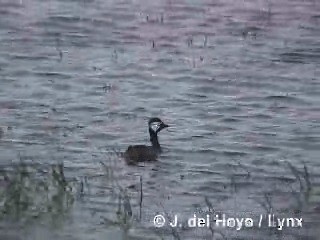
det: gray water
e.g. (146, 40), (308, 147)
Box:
(0, 0), (320, 239)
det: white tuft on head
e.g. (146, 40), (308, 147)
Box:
(149, 121), (161, 132)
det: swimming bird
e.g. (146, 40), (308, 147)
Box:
(124, 117), (169, 164)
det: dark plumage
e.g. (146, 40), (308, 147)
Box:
(124, 118), (169, 164)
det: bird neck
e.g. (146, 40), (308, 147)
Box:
(149, 128), (161, 151)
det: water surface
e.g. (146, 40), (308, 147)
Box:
(0, 0), (320, 239)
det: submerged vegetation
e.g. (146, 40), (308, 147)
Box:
(0, 154), (319, 239)
(0, 159), (75, 224)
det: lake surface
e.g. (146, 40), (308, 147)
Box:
(0, 0), (320, 239)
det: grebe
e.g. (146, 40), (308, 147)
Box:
(124, 118), (169, 164)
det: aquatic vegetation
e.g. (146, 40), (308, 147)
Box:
(0, 160), (75, 224)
